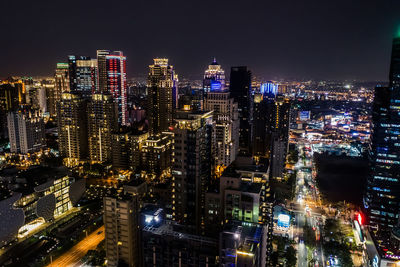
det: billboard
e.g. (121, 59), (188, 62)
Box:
(210, 80), (222, 91)
(299, 111), (311, 121)
(277, 214), (291, 228)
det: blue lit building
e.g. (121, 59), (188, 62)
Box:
(364, 35), (400, 245)
(203, 58), (226, 93)
(260, 82), (278, 97)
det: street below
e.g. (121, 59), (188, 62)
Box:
(47, 225), (104, 267)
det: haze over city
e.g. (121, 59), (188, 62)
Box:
(1, 0), (400, 80)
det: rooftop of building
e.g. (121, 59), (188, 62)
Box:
(113, 125), (148, 136)
(223, 220), (263, 244)
(142, 219), (217, 245)
(175, 109), (213, 119)
(240, 182), (263, 194)
(226, 156), (269, 173)
(126, 177), (146, 187)
(141, 204), (163, 216)
(222, 157), (269, 182)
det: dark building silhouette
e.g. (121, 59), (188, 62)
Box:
(229, 66), (252, 156)
(172, 110), (213, 234)
(251, 93), (274, 160)
(251, 92), (290, 179)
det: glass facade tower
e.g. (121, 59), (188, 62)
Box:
(365, 36), (400, 243)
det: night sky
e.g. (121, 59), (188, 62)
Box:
(1, 0), (400, 81)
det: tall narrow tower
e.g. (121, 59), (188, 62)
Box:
(57, 92), (88, 166)
(52, 63), (70, 116)
(146, 58), (178, 135)
(229, 66), (252, 156)
(172, 109), (213, 234)
(96, 50), (128, 125)
(87, 93), (118, 164)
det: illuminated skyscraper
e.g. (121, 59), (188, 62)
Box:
(57, 93), (88, 166)
(269, 96), (290, 179)
(172, 110), (213, 234)
(365, 35), (400, 245)
(146, 58), (178, 135)
(7, 107), (45, 154)
(88, 93), (118, 164)
(204, 90), (239, 168)
(229, 66), (252, 155)
(203, 58), (225, 93)
(68, 56), (97, 99)
(96, 50), (128, 125)
(52, 63), (70, 116)
(96, 50), (109, 93)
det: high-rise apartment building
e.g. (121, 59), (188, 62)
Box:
(204, 156), (272, 241)
(229, 66), (252, 155)
(204, 90), (239, 168)
(57, 93), (88, 166)
(251, 90), (290, 177)
(146, 58), (178, 135)
(96, 50), (128, 125)
(88, 93), (118, 164)
(141, 132), (174, 183)
(111, 130), (149, 171)
(172, 110), (213, 233)
(251, 93), (274, 160)
(269, 96), (291, 179)
(26, 86), (47, 114)
(364, 35), (400, 244)
(104, 194), (139, 267)
(203, 58), (225, 93)
(7, 107), (45, 154)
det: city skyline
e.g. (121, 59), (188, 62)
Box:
(1, 1), (400, 81)
(2, 2), (400, 267)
